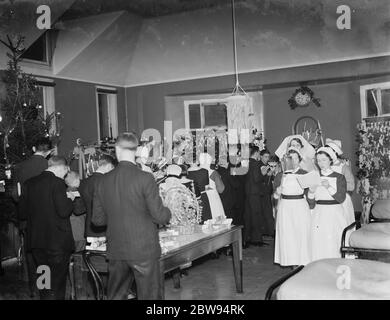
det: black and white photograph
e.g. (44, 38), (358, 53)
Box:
(0, 0), (390, 306)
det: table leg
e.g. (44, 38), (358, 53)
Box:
(82, 252), (103, 300)
(159, 261), (165, 300)
(232, 234), (243, 293)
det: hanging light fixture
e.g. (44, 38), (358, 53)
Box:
(226, 0), (252, 137)
(230, 0), (246, 97)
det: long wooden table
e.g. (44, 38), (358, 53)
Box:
(71, 225), (243, 300)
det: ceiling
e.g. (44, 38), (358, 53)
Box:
(59, 0), (235, 20)
(0, 0), (389, 87)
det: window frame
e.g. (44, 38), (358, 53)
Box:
(21, 32), (51, 66)
(95, 86), (119, 142)
(184, 98), (228, 130)
(360, 81), (390, 119)
(35, 77), (56, 128)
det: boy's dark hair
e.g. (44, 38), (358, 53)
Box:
(269, 155), (280, 163)
(35, 138), (52, 152)
(115, 132), (139, 150)
(260, 149), (270, 156)
(48, 155), (68, 167)
(249, 144), (259, 156)
(99, 154), (117, 167)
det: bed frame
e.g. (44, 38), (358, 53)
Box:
(266, 207), (390, 300)
(264, 265), (304, 300)
(341, 206), (390, 263)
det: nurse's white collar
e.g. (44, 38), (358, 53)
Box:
(321, 168), (333, 176)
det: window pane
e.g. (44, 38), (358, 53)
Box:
(204, 103), (227, 128)
(21, 32), (47, 62)
(189, 104), (201, 129)
(367, 90), (378, 117)
(381, 89), (390, 115)
(98, 93), (110, 139)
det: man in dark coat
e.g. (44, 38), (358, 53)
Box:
(19, 156), (74, 300)
(258, 149), (275, 238)
(14, 137), (53, 296)
(14, 138), (53, 192)
(92, 132), (171, 300)
(244, 146), (269, 247)
(78, 155), (116, 238)
(217, 158), (236, 220)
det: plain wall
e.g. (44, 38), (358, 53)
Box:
(0, 71), (127, 158)
(54, 78), (127, 155)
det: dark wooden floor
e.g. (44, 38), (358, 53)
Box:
(0, 240), (290, 300)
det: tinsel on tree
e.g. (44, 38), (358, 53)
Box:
(0, 34), (61, 168)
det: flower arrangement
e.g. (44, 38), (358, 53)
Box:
(288, 86), (321, 110)
(159, 180), (202, 234)
(251, 128), (266, 150)
(356, 119), (390, 223)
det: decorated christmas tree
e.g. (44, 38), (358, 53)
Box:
(0, 34), (61, 233)
(0, 34), (61, 169)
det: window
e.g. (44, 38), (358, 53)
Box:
(361, 82), (390, 118)
(20, 31), (51, 64)
(34, 78), (56, 132)
(96, 87), (118, 141)
(184, 99), (228, 130)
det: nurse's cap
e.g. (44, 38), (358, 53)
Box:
(287, 146), (303, 159)
(166, 164), (182, 177)
(325, 138), (343, 155)
(317, 146), (338, 163)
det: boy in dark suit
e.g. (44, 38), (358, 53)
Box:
(14, 138), (53, 296)
(92, 132), (171, 300)
(19, 156), (74, 300)
(79, 155), (116, 238)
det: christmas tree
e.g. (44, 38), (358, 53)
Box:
(0, 34), (61, 169)
(0, 34), (61, 232)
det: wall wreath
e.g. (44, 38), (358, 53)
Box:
(288, 86), (321, 110)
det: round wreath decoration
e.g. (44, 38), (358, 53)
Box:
(288, 86), (321, 110)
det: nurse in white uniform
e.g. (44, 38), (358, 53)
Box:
(274, 147), (312, 267)
(325, 138), (355, 226)
(309, 147), (348, 261)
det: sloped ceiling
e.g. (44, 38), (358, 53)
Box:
(126, 0), (390, 86)
(55, 11), (142, 86)
(52, 11), (126, 74)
